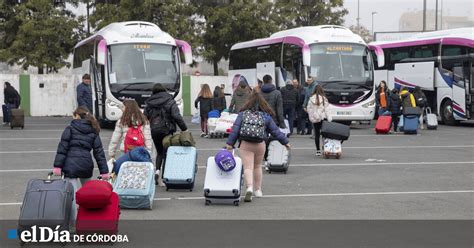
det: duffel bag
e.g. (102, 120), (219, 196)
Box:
(321, 121), (350, 141)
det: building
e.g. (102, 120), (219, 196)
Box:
(399, 10), (474, 31)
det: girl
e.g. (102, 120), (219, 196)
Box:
(229, 80), (251, 113)
(194, 84), (214, 137)
(306, 85), (329, 156)
(53, 106), (109, 220)
(375, 80), (390, 116)
(226, 91), (290, 202)
(213, 86), (227, 112)
(108, 99), (153, 159)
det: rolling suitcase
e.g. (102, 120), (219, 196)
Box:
(375, 116), (392, 134)
(204, 156), (243, 206)
(76, 180), (120, 235)
(163, 146), (197, 191)
(10, 108), (25, 129)
(323, 138), (342, 159)
(266, 140), (291, 173)
(113, 162), (155, 209)
(424, 107), (438, 130)
(403, 115), (418, 134)
(321, 121), (350, 141)
(18, 173), (74, 236)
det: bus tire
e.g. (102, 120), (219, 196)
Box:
(441, 99), (457, 126)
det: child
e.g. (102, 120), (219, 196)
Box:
(53, 106), (109, 221)
(306, 85), (329, 156)
(194, 84), (214, 137)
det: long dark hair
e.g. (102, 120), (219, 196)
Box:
(214, 86), (224, 98)
(311, 84), (326, 106)
(73, 106), (100, 134)
(240, 91), (275, 117)
(120, 99), (148, 127)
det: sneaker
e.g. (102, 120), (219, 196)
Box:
(254, 190), (263, 198)
(204, 134), (210, 138)
(154, 170), (160, 186)
(316, 151), (322, 157)
(200, 132), (206, 137)
(244, 187), (253, 202)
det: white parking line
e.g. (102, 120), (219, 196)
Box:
(0, 161), (472, 173)
(1, 190), (472, 206)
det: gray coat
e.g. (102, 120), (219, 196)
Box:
(260, 83), (286, 128)
(229, 87), (250, 113)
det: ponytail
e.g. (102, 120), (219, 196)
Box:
(73, 106), (101, 134)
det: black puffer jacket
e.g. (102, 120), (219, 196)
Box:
(194, 96), (214, 118)
(260, 83), (286, 128)
(53, 119), (108, 178)
(388, 92), (401, 115)
(280, 84), (298, 107)
(4, 86), (20, 108)
(144, 91), (187, 134)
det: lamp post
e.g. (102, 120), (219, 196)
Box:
(371, 11), (378, 37)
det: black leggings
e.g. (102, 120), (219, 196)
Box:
(151, 129), (169, 176)
(313, 122), (323, 151)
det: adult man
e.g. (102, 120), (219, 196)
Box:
(260, 75), (286, 128)
(293, 79), (307, 135)
(280, 80), (298, 136)
(76, 74), (93, 112)
(303, 76), (317, 137)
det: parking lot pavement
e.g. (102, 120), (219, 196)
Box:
(0, 117), (473, 220)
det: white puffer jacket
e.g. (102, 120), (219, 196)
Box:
(307, 94), (329, 123)
(108, 120), (153, 158)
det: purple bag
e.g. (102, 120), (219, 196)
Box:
(214, 150), (236, 172)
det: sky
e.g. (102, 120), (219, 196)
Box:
(343, 0), (473, 33)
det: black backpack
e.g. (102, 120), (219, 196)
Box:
(150, 107), (172, 134)
(239, 110), (266, 142)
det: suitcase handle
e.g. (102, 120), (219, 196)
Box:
(47, 172), (65, 180)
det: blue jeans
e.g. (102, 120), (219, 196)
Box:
(283, 105), (295, 135)
(2, 104), (16, 123)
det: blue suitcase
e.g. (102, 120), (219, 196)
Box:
(113, 162), (155, 209)
(403, 115), (418, 134)
(163, 146), (197, 191)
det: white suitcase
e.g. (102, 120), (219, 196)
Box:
(266, 140), (290, 173)
(424, 108), (438, 130)
(203, 156), (243, 206)
(323, 138), (342, 159)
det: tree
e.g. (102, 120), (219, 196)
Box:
(349, 25), (373, 43)
(0, 0), (82, 73)
(274, 0), (348, 29)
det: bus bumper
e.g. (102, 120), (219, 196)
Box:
(327, 105), (375, 121)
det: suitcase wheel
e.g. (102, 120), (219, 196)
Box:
(336, 154), (341, 159)
(233, 200), (240, 206)
(268, 170), (272, 174)
(189, 188), (193, 192)
(166, 188), (169, 191)
(205, 200), (211, 206)
(10, 126), (13, 129)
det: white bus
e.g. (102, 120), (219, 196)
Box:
(228, 25), (376, 122)
(369, 27), (473, 125)
(73, 21), (192, 123)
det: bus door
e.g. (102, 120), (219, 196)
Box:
(451, 61), (468, 119)
(90, 60), (106, 121)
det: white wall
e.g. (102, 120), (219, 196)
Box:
(30, 74), (76, 117)
(0, 74), (20, 117)
(189, 76), (228, 115)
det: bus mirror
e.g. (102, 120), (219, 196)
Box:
(368, 45), (384, 68)
(176, 39), (193, 65)
(97, 40), (107, 65)
(302, 50), (311, 66)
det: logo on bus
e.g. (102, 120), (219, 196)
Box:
(130, 33), (154, 39)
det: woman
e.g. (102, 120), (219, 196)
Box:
(144, 83), (188, 186)
(306, 85), (329, 156)
(413, 86), (427, 129)
(108, 99), (153, 159)
(375, 81), (390, 116)
(229, 80), (251, 113)
(194, 84), (214, 137)
(226, 91), (290, 202)
(213, 86), (227, 112)
(387, 88), (402, 132)
(2, 82), (21, 125)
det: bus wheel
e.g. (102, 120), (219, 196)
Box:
(441, 99), (456, 126)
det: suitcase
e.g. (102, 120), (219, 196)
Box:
(424, 107), (438, 130)
(398, 115), (404, 132)
(266, 140), (291, 173)
(323, 138), (342, 159)
(375, 116), (392, 134)
(163, 146), (197, 191)
(203, 156), (243, 206)
(18, 173), (74, 236)
(403, 115), (418, 134)
(321, 121), (350, 141)
(76, 192), (120, 235)
(403, 107), (421, 116)
(113, 162), (155, 209)
(10, 108), (25, 129)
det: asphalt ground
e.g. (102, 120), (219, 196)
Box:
(0, 117), (473, 220)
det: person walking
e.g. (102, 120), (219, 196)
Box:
(2, 82), (21, 125)
(212, 86), (227, 112)
(306, 85), (329, 156)
(229, 80), (251, 113)
(260, 75), (286, 128)
(194, 84), (214, 137)
(400, 87), (417, 109)
(280, 79), (298, 136)
(413, 86), (428, 129)
(108, 99), (153, 160)
(226, 91), (290, 202)
(53, 106), (109, 221)
(144, 83), (188, 186)
(293, 79), (307, 135)
(303, 76), (317, 137)
(387, 88), (402, 132)
(376, 80), (390, 116)
(76, 74), (93, 112)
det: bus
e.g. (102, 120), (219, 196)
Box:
(369, 27), (474, 125)
(228, 25), (376, 122)
(73, 21), (192, 123)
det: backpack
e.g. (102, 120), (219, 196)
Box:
(307, 95), (327, 123)
(239, 110), (266, 142)
(150, 107), (172, 134)
(124, 125), (145, 153)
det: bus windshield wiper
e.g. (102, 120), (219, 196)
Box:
(116, 82), (153, 94)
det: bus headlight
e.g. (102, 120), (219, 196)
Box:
(362, 99), (375, 108)
(106, 99), (121, 108)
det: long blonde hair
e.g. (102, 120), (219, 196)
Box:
(198, 84), (213, 98)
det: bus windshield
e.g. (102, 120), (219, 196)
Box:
(109, 43), (179, 89)
(310, 43), (372, 84)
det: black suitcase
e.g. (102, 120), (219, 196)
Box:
(18, 173), (74, 236)
(402, 107), (421, 116)
(10, 108), (25, 129)
(321, 121), (350, 141)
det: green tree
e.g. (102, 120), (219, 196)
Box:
(0, 0), (21, 53)
(0, 0), (82, 73)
